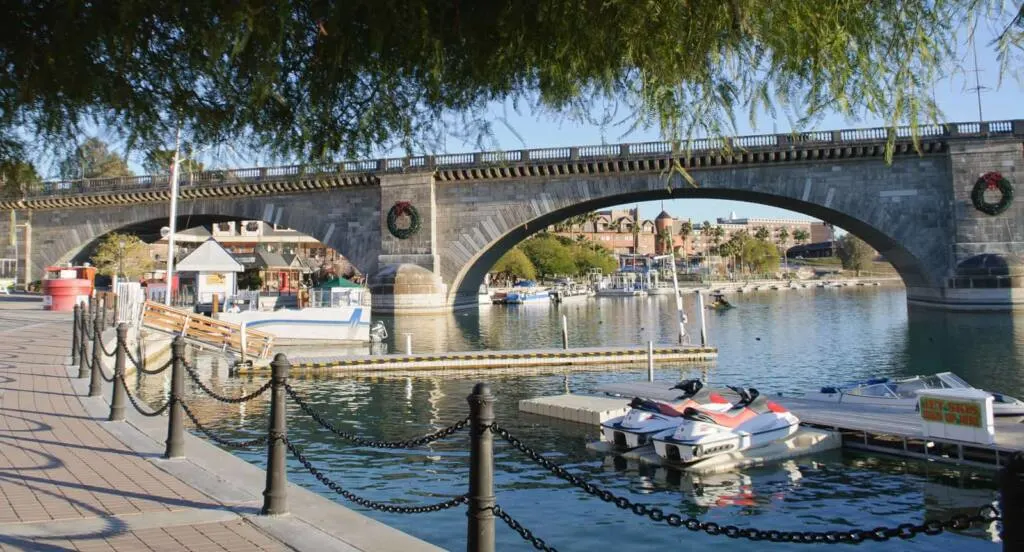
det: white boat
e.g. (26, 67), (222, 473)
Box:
(802, 372), (1024, 418)
(217, 287), (373, 344)
(595, 272), (647, 297)
(652, 387), (800, 464)
(218, 306), (371, 343)
(549, 284), (592, 303)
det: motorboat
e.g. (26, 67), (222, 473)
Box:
(652, 387), (800, 464)
(600, 380), (733, 450)
(706, 292), (733, 310)
(217, 287), (373, 344)
(802, 372), (1024, 418)
(549, 283), (592, 303)
(504, 290), (550, 304)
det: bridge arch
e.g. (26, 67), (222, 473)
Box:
(25, 194), (378, 280)
(441, 159), (955, 307)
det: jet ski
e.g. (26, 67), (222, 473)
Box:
(653, 386), (799, 464)
(600, 379), (733, 450)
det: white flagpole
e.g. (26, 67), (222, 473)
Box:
(164, 126), (181, 306)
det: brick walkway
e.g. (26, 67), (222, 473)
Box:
(0, 299), (292, 551)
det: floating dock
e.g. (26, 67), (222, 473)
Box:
(521, 382), (1024, 469)
(236, 345), (717, 374)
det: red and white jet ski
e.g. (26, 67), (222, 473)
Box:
(600, 380), (733, 450)
(652, 387), (799, 464)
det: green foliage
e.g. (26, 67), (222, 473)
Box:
(572, 244), (618, 275)
(678, 220), (693, 238)
(239, 270), (264, 290)
(741, 238), (780, 274)
(90, 233), (153, 278)
(0, 160), (41, 198)
(490, 248), (537, 281)
(2, 1), (1017, 170)
(836, 234), (876, 275)
(792, 228), (810, 244)
(520, 235), (577, 277)
(143, 149), (205, 175)
(776, 227), (790, 245)
(753, 226), (771, 241)
(657, 228), (673, 252)
(58, 138), (132, 179)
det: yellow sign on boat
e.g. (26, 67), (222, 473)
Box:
(918, 397), (983, 428)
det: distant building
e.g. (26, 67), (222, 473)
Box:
(548, 208), (829, 260)
(150, 220), (349, 279)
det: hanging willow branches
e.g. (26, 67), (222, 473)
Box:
(0, 0), (1020, 177)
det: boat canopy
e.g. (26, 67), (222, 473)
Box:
(317, 277), (360, 289)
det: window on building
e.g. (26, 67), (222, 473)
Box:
(217, 222), (232, 233)
(245, 221), (260, 232)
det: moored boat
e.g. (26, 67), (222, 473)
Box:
(801, 372), (1024, 418)
(652, 387), (800, 464)
(600, 380), (733, 450)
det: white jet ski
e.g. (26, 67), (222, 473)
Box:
(653, 387), (799, 464)
(600, 379), (733, 450)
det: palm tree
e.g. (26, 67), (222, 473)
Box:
(776, 227), (790, 271)
(793, 228), (810, 245)
(657, 228), (672, 254)
(678, 220), (693, 262)
(754, 225), (770, 241)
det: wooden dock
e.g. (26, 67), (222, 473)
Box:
(524, 382), (1024, 469)
(235, 344), (717, 374)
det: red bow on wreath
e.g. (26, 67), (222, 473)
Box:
(393, 201), (413, 216)
(984, 172), (1003, 191)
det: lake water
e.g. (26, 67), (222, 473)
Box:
(135, 285), (1022, 550)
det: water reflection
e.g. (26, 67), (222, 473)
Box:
(130, 329), (1004, 550)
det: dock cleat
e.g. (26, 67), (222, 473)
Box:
(600, 379), (733, 450)
(653, 386), (800, 464)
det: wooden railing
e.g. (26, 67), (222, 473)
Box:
(141, 301), (273, 359)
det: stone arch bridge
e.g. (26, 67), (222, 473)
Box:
(2, 120), (1022, 312)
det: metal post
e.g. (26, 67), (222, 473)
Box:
(695, 291), (708, 347)
(89, 315), (103, 397)
(109, 323), (128, 421)
(71, 304), (80, 365)
(98, 297), (107, 332)
(164, 125), (181, 307)
(467, 383), (495, 552)
(1001, 452), (1024, 550)
(78, 303), (90, 378)
(405, 334), (413, 355)
(262, 353), (290, 515)
(561, 315), (569, 350)
(647, 341), (655, 382)
(164, 336), (186, 459)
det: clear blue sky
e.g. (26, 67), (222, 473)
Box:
(104, 21), (1022, 229)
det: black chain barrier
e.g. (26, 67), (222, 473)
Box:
(482, 504), (558, 552)
(96, 361), (115, 383)
(80, 344), (94, 371)
(285, 383), (469, 448)
(97, 338), (117, 358)
(117, 373), (173, 417)
(488, 423), (1002, 544)
(178, 399), (270, 449)
(182, 359), (272, 403)
(283, 436), (469, 513)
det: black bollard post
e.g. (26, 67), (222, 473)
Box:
(261, 353), (290, 515)
(467, 383), (495, 552)
(109, 323), (128, 421)
(164, 336), (186, 459)
(71, 304), (81, 365)
(98, 297), (107, 333)
(1001, 452), (1024, 550)
(79, 302), (94, 378)
(89, 315), (103, 397)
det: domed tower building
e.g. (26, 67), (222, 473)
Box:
(655, 210), (674, 255)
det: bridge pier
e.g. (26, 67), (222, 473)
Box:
(369, 173), (449, 314)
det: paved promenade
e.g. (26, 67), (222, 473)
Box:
(0, 297), (440, 552)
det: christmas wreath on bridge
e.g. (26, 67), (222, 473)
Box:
(387, 201), (421, 239)
(971, 172), (1013, 216)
